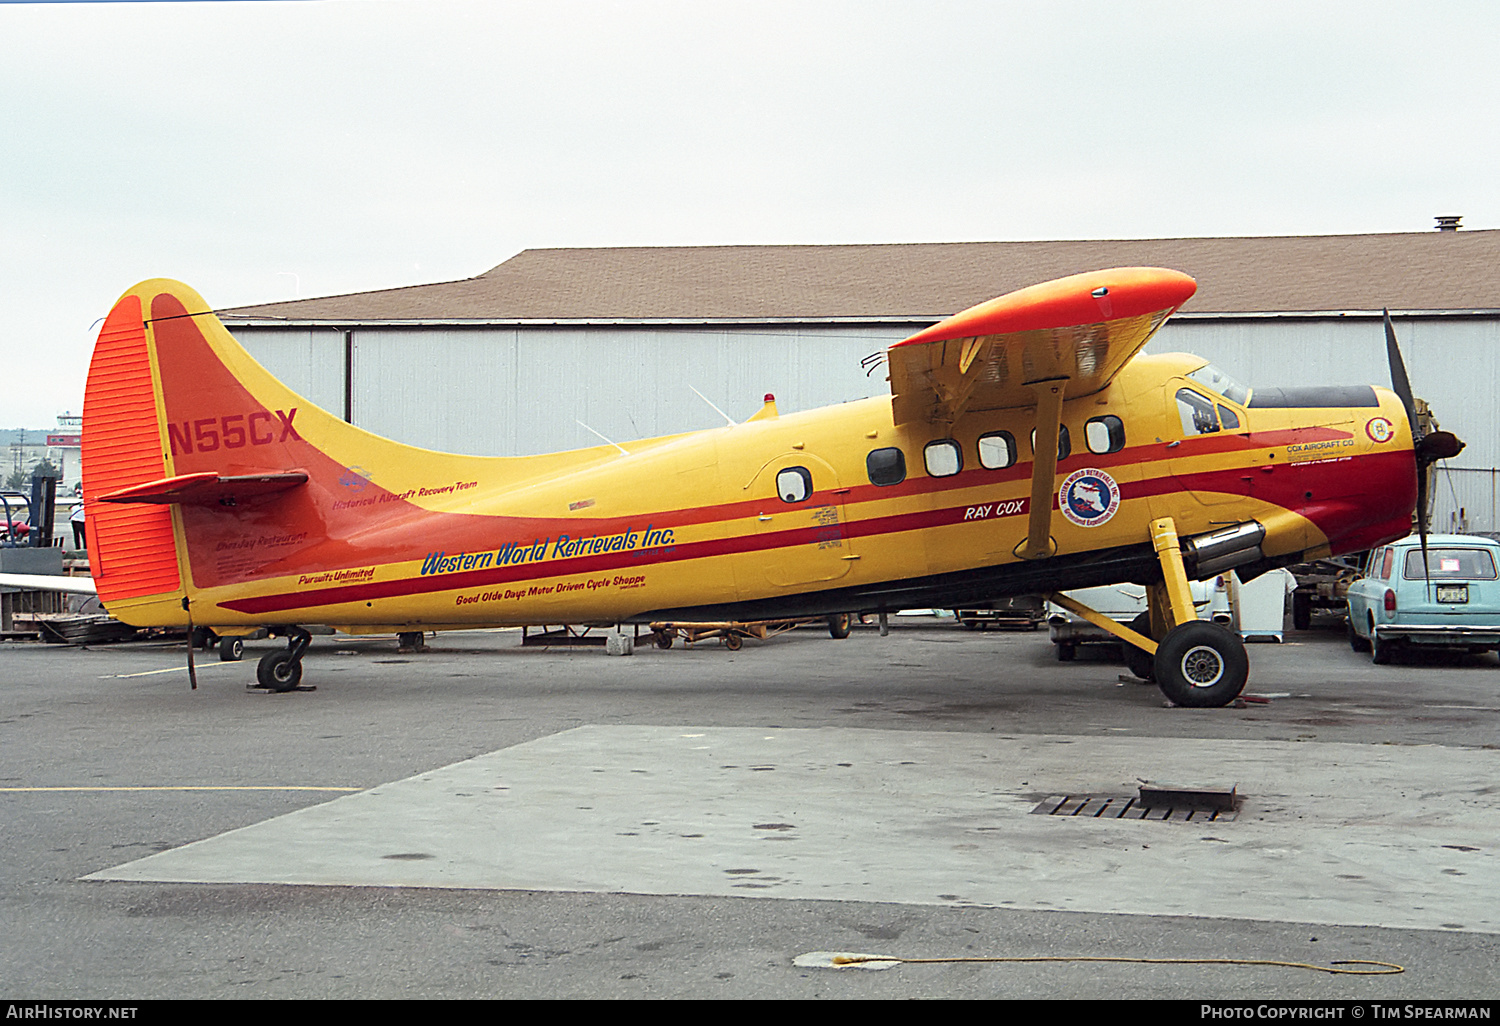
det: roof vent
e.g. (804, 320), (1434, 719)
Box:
(1435, 215), (1463, 231)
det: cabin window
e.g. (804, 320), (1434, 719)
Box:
(776, 467), (813, 503)
(977, 431), (1017, 470)
(1218, 405), (1241, 430)
(866, 447), (906, 487)
(1085, 415), (1125, 454)
(923, 439), (962, 478)
(1030, 425), (1071, 461)
(1175, 388), (1220, 436)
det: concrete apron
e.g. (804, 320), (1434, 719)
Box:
(86, 727), (1500, 934)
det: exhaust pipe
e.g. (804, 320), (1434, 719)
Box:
(1182, 521), (1266, 577)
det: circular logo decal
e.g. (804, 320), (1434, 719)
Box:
(1365, 417), (1394, 443)
(1059, 468), (1121, 528)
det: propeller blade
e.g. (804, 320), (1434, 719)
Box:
(1384, 309), (1422, 444)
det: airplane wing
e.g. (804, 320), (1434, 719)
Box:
(887, 267), (1197, 560)
(887, 267), (1197, 427)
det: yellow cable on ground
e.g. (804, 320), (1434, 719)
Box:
(827, 954), (1404, 975)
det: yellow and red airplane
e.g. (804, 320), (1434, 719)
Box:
(69, 267), (1456, 706)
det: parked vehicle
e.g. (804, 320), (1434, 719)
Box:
(1346, 534), (1500, 663)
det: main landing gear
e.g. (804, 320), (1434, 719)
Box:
(1048, 517), (1250, 708)
(254, 626), (312, 693)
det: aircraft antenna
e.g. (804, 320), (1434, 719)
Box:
(575, 420), (629, 456)
(688, 385), (736, 426)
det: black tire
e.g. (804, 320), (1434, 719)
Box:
(219, 636), (244, 662)
(397, 631), (425, 651)
(256, 650), (302, 692)
(1056, 641), (1076, 662)
(654, 629), (674, 650)
(827, 613), (852, 639)
(1292, 592), (1312, 631)
(1370, 624), (1394, 665)
(1154, 621), (1248, 708)
(724, 632), (743, 651)
(1123, 611), (1156, 682)
(1347, 618), (1370, 653)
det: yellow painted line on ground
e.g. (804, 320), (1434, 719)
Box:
(100, 662), (243, 679)
(0, 792), (363, 798)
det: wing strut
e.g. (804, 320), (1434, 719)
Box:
(1017, 378), (1067, 560)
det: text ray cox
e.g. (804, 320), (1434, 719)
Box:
(420, 526), (677, 576)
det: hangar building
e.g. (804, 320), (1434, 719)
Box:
(221, 228), (1500, 531)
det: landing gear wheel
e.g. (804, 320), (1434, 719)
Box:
(219, 636), (244, 662)
(654, 628), (674, 650)
(827, 613), (851, 639)
(1347, 619), (1370, 653)
(257, 650), (302, 692)
(1056, 641), (1076, 662)
(397, 631), (426, 652)
(1123, 611), (1156, 682)
(724, 632), (743, 651)
(1153, 621), (1248, 708)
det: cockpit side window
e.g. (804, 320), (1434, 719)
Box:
(1175, 388), (1221, 436)
(1187, 363), (1251, 405)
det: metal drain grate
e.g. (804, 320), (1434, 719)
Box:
(1031, 794), (1239, 822)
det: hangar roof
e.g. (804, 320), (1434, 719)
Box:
(221, 229), (1500, 324)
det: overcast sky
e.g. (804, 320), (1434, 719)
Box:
(3, 0), (1497, 427)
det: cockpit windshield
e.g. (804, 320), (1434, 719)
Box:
(1186, 363), (1250, 405)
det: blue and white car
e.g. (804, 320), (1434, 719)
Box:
(1346, 534), (1500, 663)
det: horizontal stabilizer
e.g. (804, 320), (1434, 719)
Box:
(98, 471), (309, 508)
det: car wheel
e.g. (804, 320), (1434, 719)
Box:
(1347, 619), (1370, 653)
(1153, 621), (1249, 708)
(1292, 592), (1312, 631)
(1123, 612), (1156, 681)
(1370, 624), (1394, 665)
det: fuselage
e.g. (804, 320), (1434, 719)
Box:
(115, 356), (1415, 632)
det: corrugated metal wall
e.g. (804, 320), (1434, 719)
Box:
(233, 314), (1498, 531)
(234, 324), (907, 457)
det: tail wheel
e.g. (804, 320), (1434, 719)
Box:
(256, 650), (302, 692)
(827, 613), (852, 639)
(1123, 611), (1156, 682)
(1154, 621), (1248, 708)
